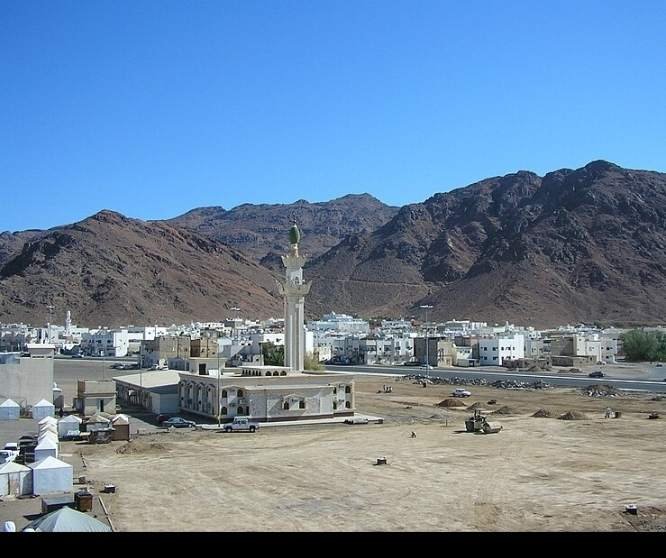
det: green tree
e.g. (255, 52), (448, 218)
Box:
(303, 352), (324, 371)
(621, 330), (659, 361)
(262, 342), (284, 366)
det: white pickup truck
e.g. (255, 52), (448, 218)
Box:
(223, 417), (259, 433)
(0, 443), (19, 464)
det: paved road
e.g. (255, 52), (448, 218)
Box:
(325, 364), (666, 393)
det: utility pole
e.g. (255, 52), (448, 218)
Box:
(420, 305), (433, 378)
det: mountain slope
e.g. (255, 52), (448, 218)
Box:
(306, 161), (666, 327)
(0, 211), (282, 326)
(165, 193), (399, 263)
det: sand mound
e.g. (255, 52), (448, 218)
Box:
(116, 440), (167, 455)
(493, 406), (513, 415)
(437, 398), (466, 408)
(467, 402), (483, 410)
(558, 410), (587, 421)
(532, 409), (552, 418)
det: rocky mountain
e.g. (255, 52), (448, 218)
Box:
(0, 211), (283, 326)
(0, 230), (45, 267)
(306, 161), (666, 327)
(165, 194), (399, 263)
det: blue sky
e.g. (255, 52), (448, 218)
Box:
(1, 1), (665, 231)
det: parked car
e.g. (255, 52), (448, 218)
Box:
(344, 416), (369, 425)
(588, 371), (605, 378)
(420, 364), (433, 370)
(452, 388), (472, 398)
(223, 416), (259, 433)
(656, 363), (664, 368)
(162, 417), (196, 428)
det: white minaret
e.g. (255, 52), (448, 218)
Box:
(277, 224), (311, 371)
(65, 310), (72, 336)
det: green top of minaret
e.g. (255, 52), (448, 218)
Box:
(289, 224), (301, 245)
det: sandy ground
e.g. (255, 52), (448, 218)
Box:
(74, 376), (666, 531)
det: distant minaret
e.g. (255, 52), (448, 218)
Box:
(65, 310), (72, 336)
(277, 224), (311, 371)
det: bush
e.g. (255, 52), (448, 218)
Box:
(621, 330), (666, 361)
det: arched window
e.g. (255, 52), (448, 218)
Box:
(237, 406), (244, 415)
(333, 387), (337, 394)
(238, 389), (244, 397)
(299, 400), (305, 409)
(345, 401), (351, 409)
(265, 371), (272, 376)
(280, 371), (287, 376)
(283, 402), (289, 411)
(345, 385), (351, 394)
(333, 401), (337, 410)
(221, 407), (227, 416)
(221, 390), (227, 398)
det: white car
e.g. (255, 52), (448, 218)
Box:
(0, 448), (18, 464)
(452, 388), (472, 398)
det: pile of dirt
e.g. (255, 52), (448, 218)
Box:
(467, 402), (483, 410)
(532, 409), (552, 418)
(437, 398), (466, 408)
(583, 384), (620, 397)
(493, 406), (513, 415)
(558, 411), (588, 421)
(116, 440), (167, 455)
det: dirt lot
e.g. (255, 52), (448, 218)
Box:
(75, 376), (666, 531)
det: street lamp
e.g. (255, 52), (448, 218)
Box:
(420, 305), (433, 377)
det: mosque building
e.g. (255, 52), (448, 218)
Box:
(177, 225), (355, 422)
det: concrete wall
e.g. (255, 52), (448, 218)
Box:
(0, 357), (54, 407)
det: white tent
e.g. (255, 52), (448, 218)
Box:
(34, 437), (59, 461)
(32, 399), (55, 422)
(0, 461), (33, 497)
(0, 399), (20, 421)
(23, 506), (111, 532)
(58, 415), (82, 438)
(29, 456), (73, 495)
(38, 429), (58, 442)
(38, 416), (58, 427)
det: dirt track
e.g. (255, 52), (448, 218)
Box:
(77, 376), (666, 531)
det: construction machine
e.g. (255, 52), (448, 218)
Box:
(464, 409), (503, 434)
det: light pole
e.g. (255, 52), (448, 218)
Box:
(420, 305), (433, 377)
(217, 334), (221, 428)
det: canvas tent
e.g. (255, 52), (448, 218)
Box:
(0, 399), (20, 421)
(29, 456), (73, 495)
(39, 416), (58, 428)
(0, 461), (32, 496)
(58, 415), (82, 439)
(23, 506), (111, 532)
(39, 423), (58, 437)
(32, 399), (55, 422)
(34, 437), (58, 461)
(38, 429), (58, 444)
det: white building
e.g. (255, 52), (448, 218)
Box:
(478, 334), (525, 366)
(81, 329), (130, 357)
(309, 312), (370, 335)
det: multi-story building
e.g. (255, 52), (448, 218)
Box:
(140, 335), (192, 367)
(414, 337), (458, 367)
(478, 334), (525, 366)
(309, 312), (370, 335)
(81, 329), (130, 357)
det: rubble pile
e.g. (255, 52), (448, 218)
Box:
(405, 374), (550, 390)
(558, 410), (587, 420)
(583, 384), (620, 397)
(532, 409), (552, 418)
(437, 398), (466, 408)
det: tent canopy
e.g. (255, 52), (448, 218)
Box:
(0, 399), (20, 408)
(59, 415), (83, 424)
(29, 456), (70, 470)
(39, 416), (58, 425)
(36, 437), (58, 449)
(23, 506), (111, 532)
(33, 399), (54, 408)
(0, 461), (30, 474)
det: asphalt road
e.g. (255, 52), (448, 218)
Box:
(324, 364), (666, 393)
